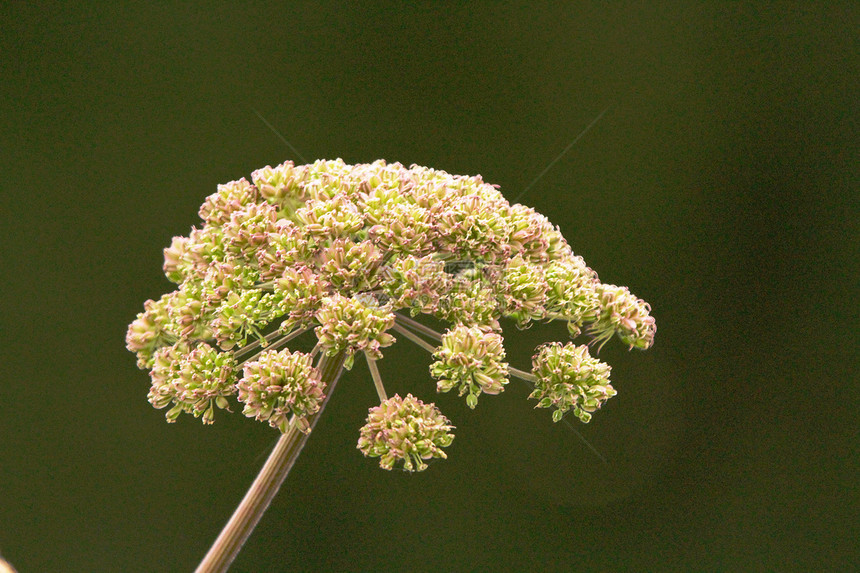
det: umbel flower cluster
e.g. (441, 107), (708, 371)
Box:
(127, 159), (655, 472)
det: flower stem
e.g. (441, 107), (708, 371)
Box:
(508, 365), (537, 384)
(394, 312), (443, 341)
(394, 314), (539, 384)
(238, 326), (310, 365)
(391, 321), (437, 354)
(195, 349), (346, 573)
(365, 354), (387, 402)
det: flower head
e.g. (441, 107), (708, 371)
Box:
(126, 294), (176, 369)
(430, 325), (509, 408)
(496, 255), (549, 326)
(296, 194), (365, 239)
(148, 341), (237, 424)
(314, 293), (396, 369)
(198, 178), (261, 227)
(210, 290), (284, 350)
(588, 284), (656, 350)
(237, 349), (325, 433)
(381, 255), (449, 315)
(129, 158), (654, 469)
(530, 342), (615, 423)
(357, 394), (454, 472)
(272, 265), (327, 329)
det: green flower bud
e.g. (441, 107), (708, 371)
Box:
(430, 325), (509, 408)
(163, 225), (230, 284)
(198, 258), (260, 307)
(496, 255), (549, 327)
(273, 265), (327, 329)
(148, 342), (236, 424)
(507, 204), (552, 263)
(255, 220), (317, 281)
(301, 158), (358, 201)
(381, 255), (448, 315)
(161, 287), (207, 340)
(359, 185), (434, 254)
(314, 294), (395, 369)
(163, 236), (193, 284)
(211, 290), (285, 350)
(295, 194), (365, 239)
(530, 342), (615, 423)
(436, 193), (512, 263)
(533, 213), (573, 262)
(544, 256), (600, 337)
(221, 202), (279, 259)
(251, 161), (309, 215)
(181, 226), (229, 279)
(436, 277), (501, 331)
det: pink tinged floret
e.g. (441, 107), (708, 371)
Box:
(588, 284), (656, 351)
(358, 394), (454, 472)
(237, 349), (325, 434)
(199, 178), (261, 226)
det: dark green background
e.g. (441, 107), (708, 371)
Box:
(2, 2), (856, 571)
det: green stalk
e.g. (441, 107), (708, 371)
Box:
(393, 312), (443, 341)
(365, 354), (387, 402)
(390, 321), (437, 353)
(195, 350), (347, 573)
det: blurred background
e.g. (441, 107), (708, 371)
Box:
(2, 2), (856, 571)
